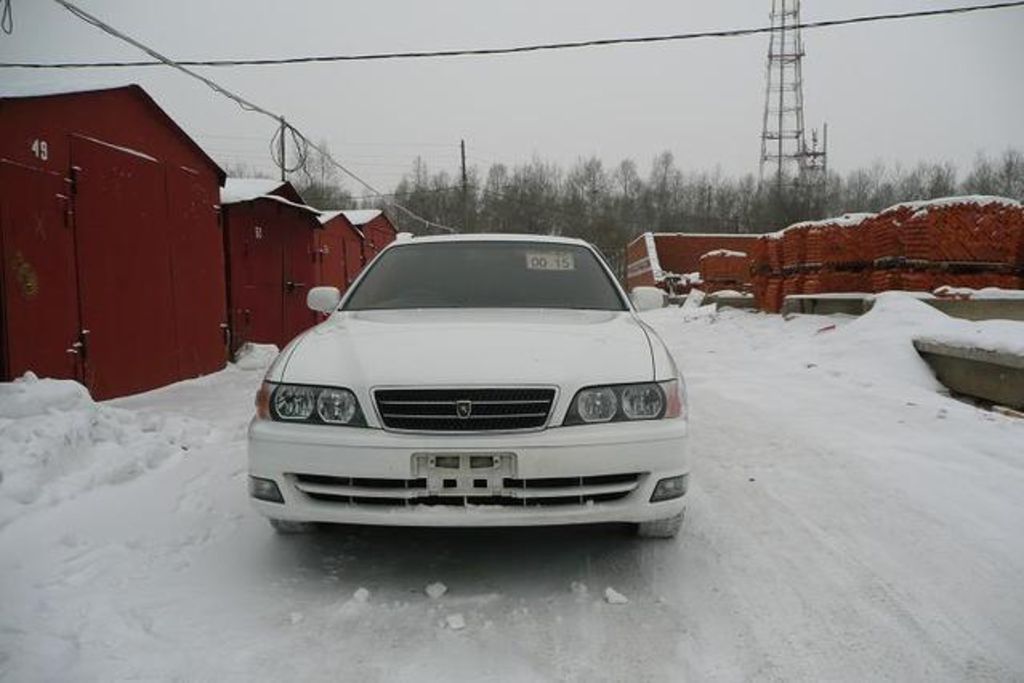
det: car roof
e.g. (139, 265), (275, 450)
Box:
(391, 233), (591, 247)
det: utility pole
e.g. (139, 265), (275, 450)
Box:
(460, 139), (469, 231)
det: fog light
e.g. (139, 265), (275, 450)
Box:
(650, 474), (688, 502)
(249, 476), (284, 503)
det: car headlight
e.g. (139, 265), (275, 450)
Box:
(564, 380), (683, 425)
(575, 387), (618, 423)
(257, 382), (366, 426)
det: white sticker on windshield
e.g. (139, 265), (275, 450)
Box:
(525, 251), (575, 271)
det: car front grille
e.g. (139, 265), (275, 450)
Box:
(374, 387), (556, 432)
(290, 472), (641, 507)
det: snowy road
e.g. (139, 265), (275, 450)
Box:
(2, 298), (1023, 681)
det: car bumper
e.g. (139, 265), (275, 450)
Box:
(247, 418), (690, 528)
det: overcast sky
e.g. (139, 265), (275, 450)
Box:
(2, 0), (1022, 191)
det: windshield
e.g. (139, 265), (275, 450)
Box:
(342, 241), (627, 311)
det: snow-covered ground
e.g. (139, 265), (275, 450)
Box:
(1, 296), (1023, 681)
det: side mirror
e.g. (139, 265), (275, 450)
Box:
(307, 286), (341, 313)
(630, 286), (666, 312)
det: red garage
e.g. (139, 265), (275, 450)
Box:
(0, 84), (227, 400)
(316, 210), (365, 290)
(342, 209), (397, 263)
(221, 178), (322, 354)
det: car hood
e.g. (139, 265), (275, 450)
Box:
(275, 309), (655, 388)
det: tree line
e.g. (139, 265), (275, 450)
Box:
(230, 144), (1024, 273)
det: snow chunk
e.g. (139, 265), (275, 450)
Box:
(445, 613), (466, 630)
(425, 582), (448, 599)
(233, 343), (279, 371)
(352, 587), (371, 603)
(604, 587), (629, 604)
(700, 249), (748, 259)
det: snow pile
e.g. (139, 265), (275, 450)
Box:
(814, 294), (953, 391)
(809, 293), (1024, 392)
(0, 373), (212, 527)
(233, 343), (279, 371)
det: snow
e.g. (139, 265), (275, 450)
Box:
(699, 249), (747, 259)
(233, 343), (279, 371)
(783, 212), (876, 232)
(76, 134), (159, 163)
(1, 293), (1023, 680)
(341, 209), (383, 226)
(220, 179), (320, 214)
(445, 613), (467, 630)
(425, 582), (448, 599)
(642, 232), (665, 282)
(220, 178), (287, 204)
(0, 373), (211, 529)
(707, 289), (751, 298)
(934, 286), (1024, 300)
(879, 194), (1021, 217)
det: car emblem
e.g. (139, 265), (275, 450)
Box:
(456, 400), (473, 419)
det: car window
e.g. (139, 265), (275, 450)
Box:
(343, 241), (627, 311)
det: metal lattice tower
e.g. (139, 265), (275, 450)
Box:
(759, 0), (827, 194)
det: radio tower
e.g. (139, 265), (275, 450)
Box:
(759, 0), (827, 195)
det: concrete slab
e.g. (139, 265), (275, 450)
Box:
(913, 339), (1024, 410)
(782, 294), (1024, 322)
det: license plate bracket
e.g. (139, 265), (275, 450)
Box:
(412, 452), (517, 495)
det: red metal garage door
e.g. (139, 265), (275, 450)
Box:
(71, 135), (180, 399)
(227, 205), (286, 353)
(315, 226), (345, 289)
(283, 224), (317, 343)
(0, 160), (81, 382)
(166, 166), (227, 377)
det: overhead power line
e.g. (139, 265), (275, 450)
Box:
(48, 0), (456, 234)
(5, 2), (1024, 69)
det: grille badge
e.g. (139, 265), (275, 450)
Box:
(456, 400), (473, 419)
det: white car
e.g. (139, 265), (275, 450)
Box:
(247, 234), (690, 538)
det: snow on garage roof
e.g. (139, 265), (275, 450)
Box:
(341, 209), (383, 226)
(318, 210), (365, 237)
(221, 178), (288, 204)
(220, 178), (319, 214)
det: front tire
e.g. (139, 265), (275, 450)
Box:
(634, 510), (684, 539)
(269, 518), (315, 534)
